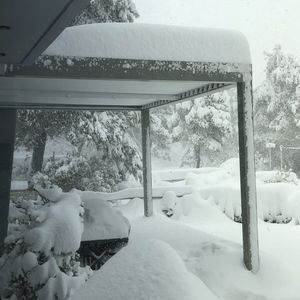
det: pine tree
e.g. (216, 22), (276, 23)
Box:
(16, 0), (139, 181)
(254, 45), (300, 171)
(50, 110), (142, 192)
(72, 0), (139, 25)
(16, 110), (75, 174)
(172, 93), (231, 168)
(150, 106), (174, 160)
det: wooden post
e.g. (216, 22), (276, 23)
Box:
(237, 76), (259, 273)
(0, 108), (16, 254)
(141, 109), (153, 217)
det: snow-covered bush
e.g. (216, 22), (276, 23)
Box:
(28, 172), (53, 189)
(0, 189), (91, 300)
(256, 170), (299, 185)
(43, 154), (130, 192)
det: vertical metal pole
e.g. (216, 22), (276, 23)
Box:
(141, 109), (153, 217)
(280, 145), (283, 171)
(269, 148), (272, 170)
(237, 74), (259, 273)
(0, 108), (16, 254)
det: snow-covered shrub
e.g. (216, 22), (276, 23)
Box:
(28, 172), (53, 189)
(0, 189), (91, 300)
(197, 182), (300, 224)
(42, 148), (141, 192)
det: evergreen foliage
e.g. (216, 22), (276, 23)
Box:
(15, 1), (140, 191)
(170, 94), (232, 167)
(254, 45), (300, 171)
(72, 0), (139, 25)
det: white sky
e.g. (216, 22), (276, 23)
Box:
(134, 0), (300, 87)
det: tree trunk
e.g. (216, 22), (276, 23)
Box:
(31, 130), (47, 174)
(195, 144), (201, 168)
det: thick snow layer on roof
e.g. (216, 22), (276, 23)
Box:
(44, 23), (251, 64)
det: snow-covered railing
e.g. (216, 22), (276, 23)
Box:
(76, 186), (193, 202)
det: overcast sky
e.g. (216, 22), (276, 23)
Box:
(134, 0), (300, 87)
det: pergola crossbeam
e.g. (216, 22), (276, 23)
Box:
(142, 83), (234, 110)
(2, 56), (247, 83)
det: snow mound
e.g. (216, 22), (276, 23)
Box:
(70, 239), (219, 300)
(82, 197), (130, 241)
(154, 167), (219, 182)
(219, 157), (240, 178)
(44, 23), (251, 64)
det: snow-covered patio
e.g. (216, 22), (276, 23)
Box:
(0, 23), (259, 273)
(68, 163), (300, 300)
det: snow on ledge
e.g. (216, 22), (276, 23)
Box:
(76, 186), (193, 202)
(44, 23), (251, 64)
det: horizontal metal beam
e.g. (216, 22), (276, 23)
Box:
(3, 56), (248, 83)
(142, 83), (234, 109)
(0, 102), (142, 111)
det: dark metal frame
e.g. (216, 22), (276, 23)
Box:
(0, 55), (259, 272)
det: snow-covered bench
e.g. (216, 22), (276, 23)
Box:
(76, 185), (193, 202)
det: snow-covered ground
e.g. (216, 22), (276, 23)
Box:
(6, 158), (300, 299)
(70, 159), (300, 300)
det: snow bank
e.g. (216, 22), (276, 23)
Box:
(185, 170), (232, 187)
(44, 23), (251, 64)
(70, 239), (219, 300)
(219, 157), (240, 178)
(82, 197), (130, 241)
(120, 212), (300, 300)
(154, 167), (219, 182)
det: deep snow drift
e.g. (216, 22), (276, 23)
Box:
(6, 159), (300, 300)
(71, 159), (300, 300)
(70, 239), (219, 300)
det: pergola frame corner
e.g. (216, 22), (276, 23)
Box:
(0, 55), (259, 272)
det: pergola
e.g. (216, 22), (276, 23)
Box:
(0, 23), (259, 272)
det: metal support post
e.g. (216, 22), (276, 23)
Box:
(237, 78), (259, 273)
(280, 145), (283, 171)
(141, 109), (153, 217)
(0, 108), (16, 254)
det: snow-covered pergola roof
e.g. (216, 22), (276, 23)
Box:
(0, 24), (251, 109)
(0, 23), (259, 273)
